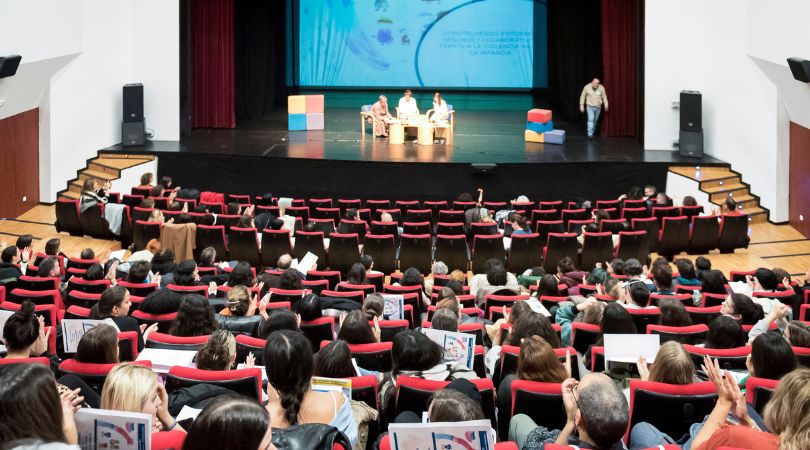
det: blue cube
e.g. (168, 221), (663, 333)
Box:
(288, 113), (307, 131)
(526, 120), (553, 134)
(544, 129), (566, 145)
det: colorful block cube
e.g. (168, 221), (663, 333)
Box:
(306, 112), (324, 130)
(527, 109), (552, 124)
(524, 129), (545, 143)
(306, 95), (324, 113)
(288, 113), (307, 131)
(526, 120), (554, 134)
(544, 129), (566, 145)
(288, 95), (307, 114)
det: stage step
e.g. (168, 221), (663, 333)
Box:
(57, 154), (155, 201)
(668, 165), (769, 224)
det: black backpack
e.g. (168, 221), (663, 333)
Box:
(271, 423), (352, 450)
(167, 383), (237, 417)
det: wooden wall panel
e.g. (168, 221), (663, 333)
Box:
(0, 109), (40, 218)
(789, 121), (810, 238)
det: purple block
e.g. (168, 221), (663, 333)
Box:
(306, 112), (324, 130)
(544, 129), (566, 145)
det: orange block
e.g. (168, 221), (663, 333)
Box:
(524, 129), (544, 143)
(306, 95), (324, 113)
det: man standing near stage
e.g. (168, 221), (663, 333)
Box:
(579, 78), (609, 140)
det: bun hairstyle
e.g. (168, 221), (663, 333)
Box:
(225, 285), (251, 316)
(264, 330), (313, 425)
(361, 293), (384, 320)
(2, 301), (39, 351)
(196, 330), (236, 371)
(91, 285), (129, 319)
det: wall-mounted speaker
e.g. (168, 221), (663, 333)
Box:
(123, 83), (144, 122)
(787, 57), (810, 83)
(0, 55), (22, 79)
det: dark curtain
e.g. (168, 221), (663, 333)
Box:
(600, 0), (638, 136)
(546, 0), (603, 125)
(190, 0), (236, 128)
(235, 0), (287, 120)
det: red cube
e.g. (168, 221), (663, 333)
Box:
(527, 109), (552, 124)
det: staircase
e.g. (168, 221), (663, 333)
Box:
(58, 153), (155, 200)
(669, 166), (769, 223)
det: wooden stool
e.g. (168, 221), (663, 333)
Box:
(389, 123), (405, 144)
(417, 125), (434, 145)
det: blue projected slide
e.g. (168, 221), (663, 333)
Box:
(298, 0), (546, 89)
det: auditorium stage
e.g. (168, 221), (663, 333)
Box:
(104, 92), (727, 202)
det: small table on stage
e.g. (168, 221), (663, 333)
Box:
(397, 114), (453, 145)
(389, 123), (405, 144)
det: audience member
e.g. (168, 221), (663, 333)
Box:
(704, 315), (747, 349)
(361, 292), (384, 320)
(674, 258), (701, 286)
(431, 308), (459, 332)
(195, 329), (238, 371)
(169, 294), (218, 337)
(216, 285), (264, 336)
(258, 309), (300, 338)
(747, 332), (797, 380)
(0, 245), (24, 281)
(91, 286), (157, 350)
(294, 294), (323, 322)
(181, 396), (276, 450)
(721, 293), (764, 325)
(137, 288), (183, 315)
(337, 310), (380, 344)
(637, 341), (697, 384)
(101, 364), (184, 433)
(75, 324), (119, 364)
(658, 298), (693, 328)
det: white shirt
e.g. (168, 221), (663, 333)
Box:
(398, 97), (419, 118)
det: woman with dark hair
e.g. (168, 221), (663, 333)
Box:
(227, 261), (255, 287)
(0, 364), (79, 447)
(279, 268), (303, 291)
(704, 315), (747, 349)
(181, 396), (276, 450)
(504, 313), (562, 348)
(169, 294), (218, 337)
(596, 303), (637, 346)
(91, 286), (157, 350)
(658, 298), (693, 327)
(172, 260), (202, 286)
(76, 324), (119, 364)
(700, 269), (729, 295)
(44, 238), (65, 258)
(294, 293), (322, 322)
(82, 263), (106, 281)
(429, 388), (485, 422)
(398, 266), (430, 307)
(264, 330), (357, 445)
(536, 274), (560, 297)
(337, 310), (380, 345)
(721, 293), (764, 325)
(747, 332), (797, 380)
(138, 289), (183, 315)
(342, 263), (369, 286)
(314, 340), (357, 379)
(138, 172), (154, 189)
(80, 177), (126, 235)
(258, 309), (300, 338)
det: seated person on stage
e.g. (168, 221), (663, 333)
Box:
(397, 89), (420, 120)
(430, 92), (450, 124)
(370, 95), (395, 137)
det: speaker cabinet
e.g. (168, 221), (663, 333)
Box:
(787, 57), (810, 83)
(123, 83), (144, 122)
(0, 55), (21, 79)
(679, 130), (703, 158)
(680, 90), (702, 132)
(122, 121), (145, 147)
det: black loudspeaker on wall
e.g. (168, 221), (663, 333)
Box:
(787, 57), (810, 83)
(123, 83), (144, 122)
(122, 121), (145, 147)
(680, 91), (702, 132)
(679, 130), (703, 158)
(0, 55), (22, 79)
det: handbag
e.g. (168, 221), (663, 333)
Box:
(271, 423), (352, 450)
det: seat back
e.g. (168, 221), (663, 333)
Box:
(680, 205), (704, 220)
(260, 229), (293, 268)
(131, 310), (179, 333)
(166, 366), (263, 400)
(393, 376), (497, 428)
(405, 210), (432, 224)
(657, 216), (690, 258)
(685, 305), (722, 325)
(58, 360), (152, 394)
(718, 214), (749, 252)
(647, 324), (709, 345)
(534, 220), (564, 246)
(471, 234), (505, 274)
(683, 344), (750, 371)
(17, 276), (59, 291)
(65, 277), (109, 295)
(349, 342), (393, 372)
(133, 220), (162, 252)
(328, 233), (361, 275)
(745, 377), (779, 415)
(195, 225), (229, 260)
(305, 270), (341, 290)
(627, 307), (662, 333)
(561, 208), (589, 225)
(79, 204), (110, 239)
(300, 317), (335, 352)
(64, 291), (102, 309)
(398, 234), (432, 274)
(292, 231), (326, 263)
(434, 234), (469, 272)
(543, 233), (579, 273)
(228, 227), (261, 267)
(632, 217), (660, 253)
(571, 322), (601, 355)
(116, 281), (158, 297)
(506, 233), (541, 273)
(689, 216), (720, 254)
(363, 234), (397, 275)
(55, 199), (83, 236)
(579, 232), (614, 270)
(653, 206), (680, 221)
(600, 219), (628, 234)
(629, 380), (718, 441)
(235, 335), (267, 365)
(146, 332), (209, 351)
(510, 380), (566, 438)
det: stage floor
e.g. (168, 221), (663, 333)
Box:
(110, 91), (725, 166)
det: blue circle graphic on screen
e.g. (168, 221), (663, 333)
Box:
(415, 0), (534, 88)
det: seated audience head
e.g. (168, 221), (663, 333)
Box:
(91, 285), (131, 319)
(79, 248), (95, 260)
(700, 269), (727, 295)
(149, 185), (164, 198)
(276, 254), (293, 270)
(337, 310), (377, 344)
(748, 332), (797, 380)
(196, 329), (236, 371)
(431, 261), (449, 276)
(2, 301), (46, 357)
(392, 330), (445, 375)
(486, 264), (509, 288)
(139, 172), (153, 187)
(573, 373), (630, 449)
(652, 264), (673, 292)
(722, 293), (764, 325)
(259, 192), (275, 206)
(428, 387), (485, 423)
(507, 300), (532, 325)
(346, 262), (368, 285)
(259, 309), (299, 338)
(586, 267), (608, 285)
(444, 281), (463, 296)
(580, 301), (606, 324)
(400, 267), (424, 286)
(644, 185), (657, 198)
(128, 260), (151, 284)
(723, 197), (738, 213)
(294, 294), (321, 322)
(602, 277), (622, 299)
(648, 341), (695, 384)
(1, 245), (19, 264)
(761, 367), (810, 449)
(786, 320), (810, 348)
(436, 298), (460, 318)
(517, 336), (567, 383)
(227, 202), (241, 215)
(237, 215), (254, 228)
(269, 218), (284, 230)
(314, 340), (355, 379)
(228, 261), (254, 287)
(224, 285), (251, 317)
(655, 193), (673, 207)
(44, 238), (61, 256)
(181, 396), (274, 450)
(173, 260), (199, 286)
(624, 258), (643, 278)
(170, 294), (218, 337)
(625, 281), (651, 307)
(0, 363), (68, 446)
(695, 256), (712, 272)
(682, 196), (697, 207)
(140, 198), (156, 209)
(537, 274), (560, 297)
(150, 249), (176, 274)
(159, 175), (173, 190)
(609, 258), (625, 276)
(263, 330), (314, 425)
(360, 254), (374, 272)
(505, 312), (561, 348)
(754, 268), (778, 291)
(199, 247), (217, 266)
(83, 263), (105, 281)
(600, 303), (638, 337)
(431, 308), (458, 332)
(705, 315), (746, 349)
(658, 298), (692, 327)
(279, 269), (302, 290)
(449, 269), (466, 284)
(557, 256), (575, 275)
(675, 258), (697, 281)
(37, 256), (61, 278)
(100, 364), (162, 418)
(76, 324), (119, 364)
(16, 234), (33, 251)
(362, 292), (384, 320)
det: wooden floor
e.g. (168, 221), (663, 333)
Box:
(8, 205), (810, 282)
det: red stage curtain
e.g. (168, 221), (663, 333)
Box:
(191, 0), (235, 128)
(600, 0), (638, 137)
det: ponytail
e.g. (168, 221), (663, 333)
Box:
(92, 285), (129, 319)
(2, 301), (39, 351)
(263, 330), (313, 425)
(196, 330), (235, 371)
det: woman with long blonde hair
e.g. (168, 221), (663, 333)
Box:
(100, 365), (184, 434)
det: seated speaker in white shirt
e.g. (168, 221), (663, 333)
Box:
(397, 89), (420, 120)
